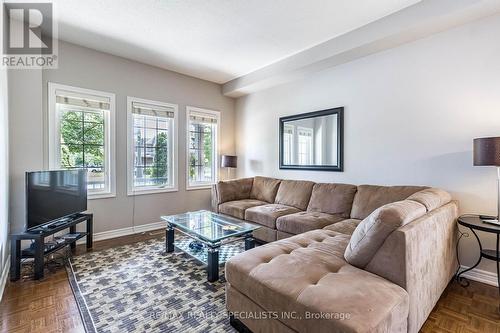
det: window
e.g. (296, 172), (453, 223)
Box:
(297, 127), (314, 165)
(127, 97), (178, 195)
(48, 83), (116, 199)
(186, 107), (219, 189)
(283, 124), (294, 165)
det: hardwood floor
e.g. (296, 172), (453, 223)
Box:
(1, 231), (499, 333)
(421, 280), (500, 332)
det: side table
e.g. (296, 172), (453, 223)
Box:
(456, 214), (499, 298)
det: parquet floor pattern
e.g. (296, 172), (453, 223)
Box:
(421, 278), (500, 332)
(1, 231), (499, 332)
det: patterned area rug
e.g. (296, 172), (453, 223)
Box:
(67, 236), (242, 333)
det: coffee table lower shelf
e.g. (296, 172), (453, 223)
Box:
(165, 226), (255, 282)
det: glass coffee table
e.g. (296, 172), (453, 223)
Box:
(161, 210), (260, 282)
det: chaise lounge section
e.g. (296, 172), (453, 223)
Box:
(211, 177), (458, 332)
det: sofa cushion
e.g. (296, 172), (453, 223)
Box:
(250, 176), (281, 203)
(345, 200), (427, 268)
(252, 226), (277, 243)
(323, 218), (362, 235)
(245, 204), (301, 229)
(307, 183), (357, 218)
(274, 180), (315, 210)
(277, 230), (294, 240)
(226, 230), (409, 333)
(226, 285), (297, 333)
(219, 199), (267, 220)
(350, 185), (427, 220)
(227, 230), (350, 290)
(407, 188), (451, 212)
(216, 178), (254, 204)
(276, 211), (344, 235)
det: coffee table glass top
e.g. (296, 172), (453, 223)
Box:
(161, 210), (259, 244)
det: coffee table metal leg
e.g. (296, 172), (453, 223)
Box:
(207, 246), (219, 282)
(166, 225), (175, 253)
(245, 235), (255, 250)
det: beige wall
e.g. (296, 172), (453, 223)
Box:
(235, 14), (500, 276)
(8, 69), (43, 233)
(8, 41), (235, 234)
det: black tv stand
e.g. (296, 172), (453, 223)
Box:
(10, 213), (93, 280)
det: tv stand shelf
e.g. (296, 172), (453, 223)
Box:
(21, 232), (88, 257)
(10, 213), (93, 280)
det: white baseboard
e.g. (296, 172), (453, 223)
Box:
(76, 221), (165, 245)
(459, 265), (498, 287)
(0, 255), (11, 302)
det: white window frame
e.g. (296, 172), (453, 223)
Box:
(186, 106), (220, 190)
(127, 96), (178, 196)
(48, 82), (116, 200)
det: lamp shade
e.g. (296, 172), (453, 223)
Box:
(221, 155), (237, 168)
(473, 137), (500, 166)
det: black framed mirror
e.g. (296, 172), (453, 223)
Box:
(279, 107), (343, 171)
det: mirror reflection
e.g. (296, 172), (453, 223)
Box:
(280, 108), (343, 171)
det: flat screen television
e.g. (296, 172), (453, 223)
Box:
(26, 170), (87, 231)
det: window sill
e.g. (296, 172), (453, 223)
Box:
(127, 187), (179, 196)
(186, 184), (213, 191)
(88, 192), (116, 200)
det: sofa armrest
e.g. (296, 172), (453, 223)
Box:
(211, 178), (254, 210)
(211, 184), (219, 213)
(365, 201), (458, 333)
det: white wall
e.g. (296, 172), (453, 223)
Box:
(0, 64), (8, 299)
(235, 13), (500, 275)
(8, 41), (235, 234)
(0, 0), (10, 298)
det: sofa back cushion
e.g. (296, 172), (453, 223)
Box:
(406, 188), (451, 212)
(250, 176), (281, 203)
(345, 200), (427, 268)
(350, 185), (427, 220)
(217, 178), (254, 204)
(307, 183), (357, 218)
(274, 180), (315, 210)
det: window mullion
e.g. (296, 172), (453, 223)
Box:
(197, 124), (202, 183)
(81, 111), (86, 172)
(155, 116), (159, 185)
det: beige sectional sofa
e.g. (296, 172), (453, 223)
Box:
(211, 176), (458, 333)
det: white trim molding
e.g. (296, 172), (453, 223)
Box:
(185, 106), (220, 190)
(77, 221), (165, 244)
(47, 82), (116, 199)
(0, 255), (10, 302)
(459, 265), (499, 287)
(126, 96), (179, 196)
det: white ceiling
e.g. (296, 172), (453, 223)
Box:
(52, 0), (421, 83)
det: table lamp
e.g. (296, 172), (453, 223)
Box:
(474, 137), (500, 225)
(221, 155), (237, 180)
